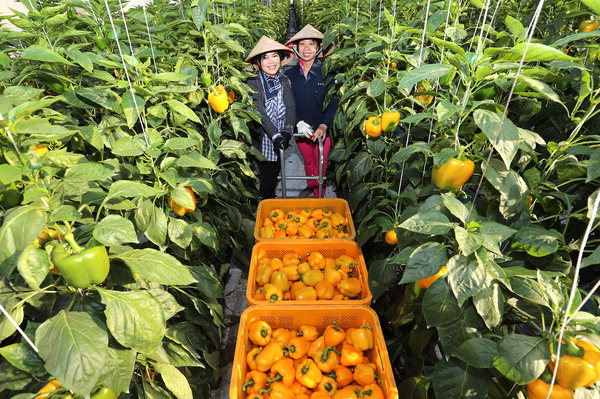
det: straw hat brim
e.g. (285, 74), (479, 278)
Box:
(245, 35), (295, 66)
(285, 24), (335, 58)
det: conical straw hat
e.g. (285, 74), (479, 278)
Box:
(245, 36), (294, 66)
(285, 24), (335, 57)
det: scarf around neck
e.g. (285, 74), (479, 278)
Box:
(259, 70), (283, 100)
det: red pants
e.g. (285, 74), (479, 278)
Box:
(295, 137), (331, 197)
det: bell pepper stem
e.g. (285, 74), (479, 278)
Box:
(267, 374), (282, 383)
(63, 233), (84, 253)
(563, 337), (584, 357)
(242, 380), (255, 390)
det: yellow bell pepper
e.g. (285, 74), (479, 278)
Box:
(302, 270), (324, 287)
(256, 264), (273, 286)
(248, 321), (272, 346)
(432, 157), (475, 191)
(296, 359), (323, 389)
(270, 270), (290, 292)
(263, 283), (283, 303)
(337, 278), (361, 298)
(255, 342), (284, 372)
(350, 325), (373, 351)
(295, 286), (317, 301)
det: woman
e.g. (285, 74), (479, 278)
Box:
(285, 24), (338, 198)
(245, 36), (296, 199)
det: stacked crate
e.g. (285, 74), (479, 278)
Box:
(230, 198), (399, 399)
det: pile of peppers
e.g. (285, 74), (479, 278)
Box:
(363, 110), (400, 138)
(243, 320), (384, 399)
(253, 251), (362, 302)
(259, 207), (350, 239)
(527, 338), (600, 398)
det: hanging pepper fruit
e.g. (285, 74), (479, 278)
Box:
(91, 386), (118, 399)
(200, 72), (212, 87)
(380, 111), (400, 132)
(324, 322), (346, 347)
(243, 371), (268, 394)
(340, 344), (363, 366)
(432, 157), (475, 191)
(296, 359), (323, 388)
(31, 146), (50, 156)
(93, 35), (107, 50)
(353, 363), (376, 386)
(51, 233), (110, 289)
(416, 265), (448, 289)
(364, 116), (382, 138)
(255, 342), (284, 372)
(285, 336), (310, 360)
(350, 325), (374, 351)
(228, 90), (235, 104)
(415, 86), (434, 106)
(168, 186), (196, 216)
(337, 278), (361, 298)
(549, 338), (600, 389)
(269, 358), (296, 386)
(249, 321), (272, 346)
(263, 284), (283, 303)
(527, 369), (574, 399)
(34, 229), (61, 248)
(37, 380), (62, 399)
(208, 84), (229, 113)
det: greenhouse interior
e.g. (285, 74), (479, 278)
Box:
(0, 0), (599, 398)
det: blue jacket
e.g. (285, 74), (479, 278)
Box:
(284, 61), (338, 130)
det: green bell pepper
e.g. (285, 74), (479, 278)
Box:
(91, 386), (118, 399)
(52, 233), (110, 288)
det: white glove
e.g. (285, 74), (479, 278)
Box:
(296, 120), (314, 138)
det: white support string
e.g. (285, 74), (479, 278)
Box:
(103, 0), (149, 146)
(467, 3), (486, 52)
(474, 0), (492, 55)
(142, 5), (158, 74)
(377, 0), (382, 34)
(418, 0), (433, 66)
(0, 302), (38, 353)
(117, 0), (138, 61)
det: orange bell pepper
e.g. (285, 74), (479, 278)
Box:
(343, 328), (356, 345)
(335, 255), (356, 273)
(317, 375), (338, 395)
(270, 270), (290, 292)
(283, 253), (301, 267)
(361, 383), (385, 399)
(208, 84), (229, 113)
(324, 322), (346, 347)
(260, 226), (275, 239)
(285, 336), (310, 360)
(311, 209), (324, 220)
(298, 225), (315, 238)
(291, 380), (308, 395)
(295, 286), (318, 301)
(296, 359), (323, 389)
(337, 278), (361, 298)
(272, 328), (293, 348)
(256, 264), (274, 286)
(328, 365), (353, 387)
(243, 370), (268, 394)
(340, 344), (363, 366)
(330, 213), (347, 230)
(298, 262), (311, 275)
(263, 284), (283, 303)
(308, 336), (326, 359)
(299, 325), (319, 342)
(316, 280), (335, 300)
(324, 268), (343, 286)
(350, 325), (373, 351)
(332, 387), (358, 399)
(246, 393), (265, 399)
(381, 111), (400, 132)
(282, 265), (300, 282)
(269, 358), (295, 386)
(291, 281), (307, 299)
(307, 252), (325, 269)
(255, 342), (284, 372)
(260, 381), (295, 399)
(270, 209), (284, 223)
(315, 346), (340, 373)
(302, 270), (324, 287)
(37, 380), (62, 399)
(311, 391), (331, 399)
(364, 116), (382, 138)
(247, 347), (261, 370)
(353, 363), (376, 386)
(249, 321), (272, 346)
(270, 257), (284, 271)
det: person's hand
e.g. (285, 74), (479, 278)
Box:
(272, 131), (291, 150)
(296, 121), (314, 138)
(312, 124), (327, 141)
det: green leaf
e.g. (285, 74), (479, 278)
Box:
(155, 363), (193, 399)
(148, 289), (185, 320)
(473, 279), (504, 329)
(581, 0), (600, 15)
(76, 88), (121, 113)
(191, 0), (208, 29)
(177, 153), (218, 170)
(65, 48), (93, 72)
(191, 266), (223, 299)
(432, 358), (489, 399)
(96, 347), (135, 393)
(135, 199), (167, 246)
(400, 242), (448, 284)
(583, 246), (600, 268)
(0, 364), (32, 390)
(512, 226), (561, 257)
(456, 338), (498, 368)
(164, 138), (197, 150)
(170, 186), (195, 210)
(0, 206), (46, 274)
(218, 139), (247, 159)
(3, 86), (44, 102)
(8, 98), (60, 123)
(368, 258), (398, 301)
(509, 277), (550, 307)
(429, 37), (465, 57)
(518, 75), (562, 103)
(366, 78), (386, 97)
(151, 73), (190, 82)
(504, 43), (576, 62)
(492, 334), (549, 384)
(347, 153), (373, 185)
(97, 288), (166, 354)
(192, 222), (218, 250)
(0, 343), (46, 377)
(111, 136), (146, 157)
(473, 110), (519, 169)
(447, 255), (486, 304)
(12, 118), (74, 140)
(0, 299), (24, 342)
(423, 279), (462, 326)
(441, 193), (470, 224)
(505, 15), (525, 37)
(50, 205), (81, 222)
(64, 163), (113, 182)
(165, 100), (200, 123)
(454, 226), (484, 255)
(437, 307), (485, 355)
(41, 149), (84, 168)
(399, 211), (452, 235)
(105, 180), (160, 202)
(0, 165), (24, 184)
(17, 246), (50, 291)
(93, 215), (138, 246)
(122, 91), (146, 128)
(587, 148), (600, 183)
(20, 45), (73, 65)
(168, 218), (193, 249)
(115, 249), (196, 285)
(483, 159), (529, 219)
(398, 64), (452, 90)
(35, 311), (108, 395)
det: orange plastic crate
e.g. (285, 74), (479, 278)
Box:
(230, 305), (398, 399)
(247, 241), (372, 306)
(254, 198), (356, 241)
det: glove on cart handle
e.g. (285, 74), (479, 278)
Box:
(272, 132), (291, 150)
(296, 120), (314, 138)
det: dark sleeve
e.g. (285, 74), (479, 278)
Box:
(248, 77), (280, 140)
(282, 76), (296, 134)
(320, 74), (338, 128)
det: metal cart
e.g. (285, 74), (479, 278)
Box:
(279, 133), (324, 198)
